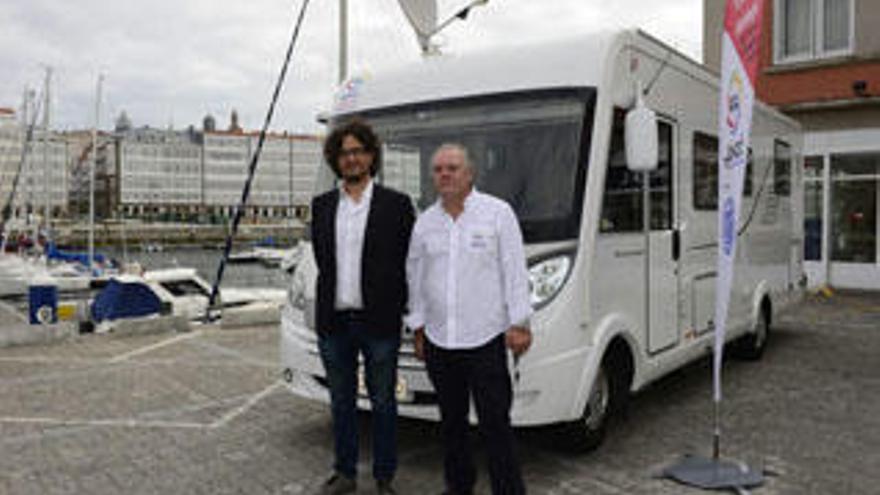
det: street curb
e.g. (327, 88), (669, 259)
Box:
(98, 314), (191, 337)
(0, 321), (79, 348)
(220, 302), (281, 329)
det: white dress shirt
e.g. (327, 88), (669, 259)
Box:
(335, 179), (374, 310)
(406, 189), (532, 349)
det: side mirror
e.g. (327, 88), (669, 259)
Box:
(625, 91), (659, 172)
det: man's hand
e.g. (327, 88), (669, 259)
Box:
(505, 326), (532, 357)
(413, 327), (426, 361)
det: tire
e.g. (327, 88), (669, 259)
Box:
(734, 306), (770, 361)
(567, 352), (629, 453)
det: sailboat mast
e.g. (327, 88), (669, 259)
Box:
(42, 67), (52, 237)
(89, 75), (103, 274)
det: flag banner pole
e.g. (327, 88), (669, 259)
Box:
(663, 0), (767, 490)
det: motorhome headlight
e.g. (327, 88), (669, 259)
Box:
(287, 286), (306, 311)
(287, 266), (307, 311)
(528, 253), (573, 310)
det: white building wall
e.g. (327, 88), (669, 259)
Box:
(291, 137), (320, 208)
(20, 131), (68, 217)
(248, 135), (291, 211)
(203, 133), (249, 208)
(119, 132), (201, 207)
(0, 113), (22, 219)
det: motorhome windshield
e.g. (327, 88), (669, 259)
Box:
(339, 90), (593, 243)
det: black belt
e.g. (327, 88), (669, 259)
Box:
(334, 309), (367, 320)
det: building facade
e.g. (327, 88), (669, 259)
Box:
(0, 109), (22, 223)
(26, 130), (70, 219)
(1, 109), (322, 225)
(118, 128), (202, 219)
(290, 136), (321, 217)
(0, 109), (70, 224)
(66, 130), (117, 221)
(118, 126), (320, 223)
(705, 0), (880, 290)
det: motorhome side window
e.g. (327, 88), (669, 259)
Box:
(600, 108), (673, 233)
(744, 147), (754, 197)
(774, 140), (792, 196)
(693, 132), (719, 210)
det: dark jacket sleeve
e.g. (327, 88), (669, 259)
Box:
(398, 195), (416, 313)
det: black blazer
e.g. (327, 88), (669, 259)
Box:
(311, 183), (415, 336)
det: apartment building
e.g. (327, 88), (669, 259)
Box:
(290, 135), (321, 217)
(705, 0), (880, 289)
(26, 130), (70, 219)
(66, 130), (117, 221)
(116, 124), (319, 222)
(0, 109), (22, 221)
(1, 109), (71, 222)
(246, 133), (291, 219)
(118, 127), (202, 218)
(1, 108), (322, 224)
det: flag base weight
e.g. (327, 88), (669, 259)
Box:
(663, 455), (763, 491)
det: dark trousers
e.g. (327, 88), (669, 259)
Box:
(424, 335), (525, 495)
(317, 311), (400, 481)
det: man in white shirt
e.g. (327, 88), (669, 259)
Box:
(406, 143), (532, 495)
(311, 120), (415, 495)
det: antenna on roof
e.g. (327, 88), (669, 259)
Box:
(398, 0), (489, 56)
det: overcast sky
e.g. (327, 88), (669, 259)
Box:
(0, 0), (703, 134)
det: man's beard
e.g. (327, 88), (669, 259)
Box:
(342, 171), (367, 184)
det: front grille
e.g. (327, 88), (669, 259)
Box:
(310, 374), (438, 405)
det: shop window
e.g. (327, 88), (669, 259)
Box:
(804, 154), (824, 179)
(804, 155), (824, 261)
(804, 179), (823, 261)
(830, 153), (878, 263)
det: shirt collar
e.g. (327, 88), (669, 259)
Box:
(463, 187), (478, 210)
(433, 187), (477, 216)
(340, 178), (374, 206)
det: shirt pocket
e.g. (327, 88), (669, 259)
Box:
(465, 224), (498, 257)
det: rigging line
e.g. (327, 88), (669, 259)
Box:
(737, 152), (776, 236)
(0, 93), (45, 241)
(206, 0), (313, 319)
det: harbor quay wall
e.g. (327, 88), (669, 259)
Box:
(48, 221), (305, 248)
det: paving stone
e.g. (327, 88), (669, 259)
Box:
(0, 291), (877, 494)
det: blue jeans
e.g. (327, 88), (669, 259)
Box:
(317, 311), (400, 481)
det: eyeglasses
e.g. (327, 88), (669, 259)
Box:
(340, 146), (368, 159)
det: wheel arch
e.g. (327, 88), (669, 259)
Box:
(570, 314), (640, 421)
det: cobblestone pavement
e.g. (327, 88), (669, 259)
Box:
(0, 291), (878, 494)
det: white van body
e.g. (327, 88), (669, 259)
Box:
(280, 29), (804, 447)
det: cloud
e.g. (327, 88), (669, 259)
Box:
(0, 0), (702, 132)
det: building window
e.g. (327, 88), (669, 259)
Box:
(775, 0), (853, 63)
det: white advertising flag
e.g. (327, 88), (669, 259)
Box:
(715, 0), (765, 402)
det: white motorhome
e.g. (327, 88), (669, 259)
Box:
(280, 29), (804, 450)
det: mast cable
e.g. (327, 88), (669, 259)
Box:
(206, 0), (312, 320)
